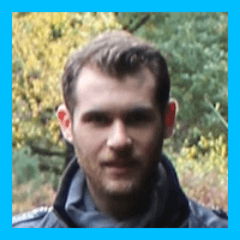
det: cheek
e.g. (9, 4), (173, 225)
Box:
(74, 138), (99, 175)
(140, 139), (161, 159)
(72, 126), (105, 163)
(131, 125), (162, 155)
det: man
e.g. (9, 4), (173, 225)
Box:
(12, 31), (228, 228)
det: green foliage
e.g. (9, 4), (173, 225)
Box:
(174, 131), (228, 210)
(132, 12), (228, 145)
(12, 12), (122, 150)
(12, 146), (40, 186)
(13, 12), (228, 152)
(12, 13), (228, 212)
(12, 13), (123, 197)
(177, 132), (228, 178)
(12, 145), (65, 189)
(116, 13), (152, 33)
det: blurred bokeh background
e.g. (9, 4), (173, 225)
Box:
(12, 12), (228, 215)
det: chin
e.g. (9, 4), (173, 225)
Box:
(102, 179), (143, 198)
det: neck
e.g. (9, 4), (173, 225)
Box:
(89, 186), (152, 220)
(87, 175), (157, 220)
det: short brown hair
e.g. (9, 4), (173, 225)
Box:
(62, 30), (170, 117)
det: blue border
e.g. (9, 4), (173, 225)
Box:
(8, 3), (234, 240)
(4, 6), (12, 234)
(228, 1), (237, 233)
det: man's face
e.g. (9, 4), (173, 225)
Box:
(71, 65), (165, 197)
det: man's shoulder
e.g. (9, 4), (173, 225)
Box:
(186, 200), (228, 228)
(12, 206), (50, 228)
(12, 206), (68, 228)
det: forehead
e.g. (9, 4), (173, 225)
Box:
(74, 65), (157, 113)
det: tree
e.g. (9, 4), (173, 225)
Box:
(12, 12), (122, 151)
(127, 12), (228, 148)
(12, 12), (228, 163)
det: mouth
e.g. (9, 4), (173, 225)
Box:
(101, 157), (138, 167)
(101, 160), (139, 177)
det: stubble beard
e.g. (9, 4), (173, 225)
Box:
(87, 148), (161, 201)
(76, 131), (164, 201)
(104, 137), (164, 199)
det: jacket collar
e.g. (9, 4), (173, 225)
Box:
(53, 154), (190, 228)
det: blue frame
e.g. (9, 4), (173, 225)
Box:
(8, 3), (234, 239)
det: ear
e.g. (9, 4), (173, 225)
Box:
(57, 104), (73, 143)
(163, 99), (178, 139)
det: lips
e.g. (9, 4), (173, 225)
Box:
(101, 160), (138, 177)
(101, 159), (137, 168)
(105, 165), (134, 177)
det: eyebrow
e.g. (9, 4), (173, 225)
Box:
(125, 107), (155, 115)
(82, 106), (155, 118)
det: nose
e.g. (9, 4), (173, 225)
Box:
(107, 120), (132, 151)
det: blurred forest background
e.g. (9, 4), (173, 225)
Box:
(12, 12), (228, 215)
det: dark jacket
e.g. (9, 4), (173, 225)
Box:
(12, 155), (228, 228)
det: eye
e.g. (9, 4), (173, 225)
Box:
(93, 115), (109, 125)
(84, 113), (111, 127)
(126, 111), (153, 126)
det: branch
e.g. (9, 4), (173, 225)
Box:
(37, 155), (64, 175)
(29, 143), (66, 157)
(128, 13), (152, 33)
(38, 162), (63, 175)
(204, 95), (228, 130)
